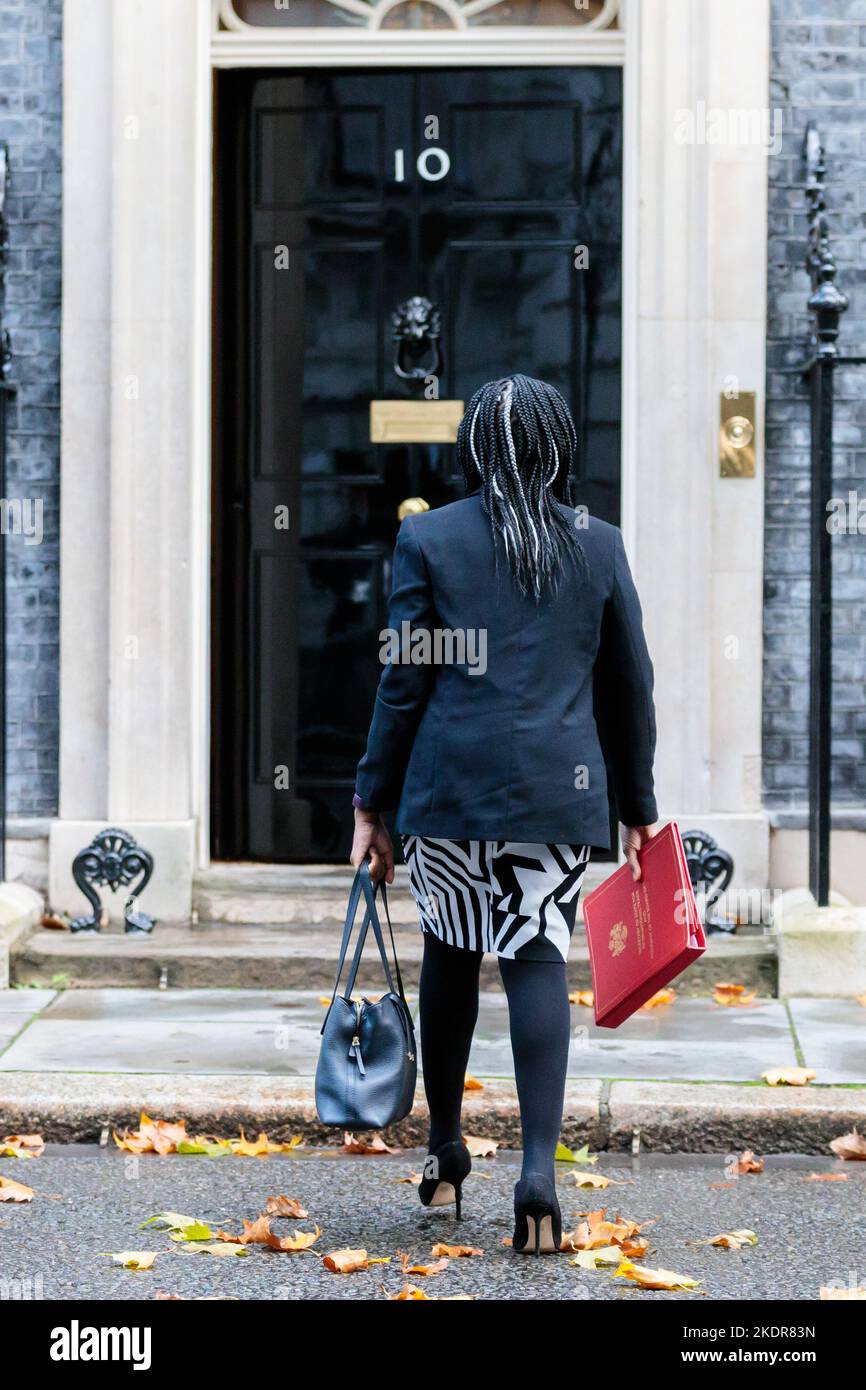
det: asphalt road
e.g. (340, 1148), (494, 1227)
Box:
(1, 1146), (864, 1302)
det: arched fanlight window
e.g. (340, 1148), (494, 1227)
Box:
(219, 0), (620, 32)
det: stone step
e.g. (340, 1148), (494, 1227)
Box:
(192, 860), (613, 924)
(11, 920), (777, 994)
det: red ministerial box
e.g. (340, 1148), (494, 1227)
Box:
(582, 822), (706, 1029)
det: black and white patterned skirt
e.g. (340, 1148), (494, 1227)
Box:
(401, 836), (591, 963)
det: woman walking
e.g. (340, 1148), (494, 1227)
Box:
(350, 376), (658, 1255)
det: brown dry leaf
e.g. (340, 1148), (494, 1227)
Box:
(829, 1128), (866, 1161)
(691, 1229), (758, 1250)
(154, 1292), (185, 1300)
(41, 912), (69, 931)
(614, 1258), (701, 1292)
(218, 1214), (274, 1246)
(397, 1250), (450, 1277)
(227, 1129), (301, 1157)
(820, 1287), (866, 1300)
(709, 1182), (737, 1190)
(265, 1194), (308, 1218)
(712, 983), (758, 1008)
(560, 1207), (644, 1253)
(568, 990), (594, 1007)
(856, 993), (866, 1009)
(387, 1283), (433, 1300)
(567, 1170), (616, 1189)
(394, 1172), (423, 1186)
(761, 1067), (816, 1087)
(463, 1135), (498, 1159)
(113, 1112), (189, 1156)
(0, 1134), (45, 1159)
(735, 1150), (764, 1175)
(0, 1175), (34, 1203)
(265, 1223), (322, 1252)
(343, 1132), (401, 1156)
(463, 1075), (484, 1092)
(803, 1172), (849, 1183)
(323, 1248), (370, 1273)
(639, 989), (676, 1011)
(431, 1242), (483, 1257)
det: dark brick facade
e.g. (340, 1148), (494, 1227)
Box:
(0, 0), (61, 817)
(764, 0), (866, 809)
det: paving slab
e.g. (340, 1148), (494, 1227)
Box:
(787, 996), (866, 1084)
(0, 989), (56, 1049)
(472, 994), (796, 1082)
(1, 989), (797, 1085)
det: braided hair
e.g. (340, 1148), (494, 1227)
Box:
(456, 375), (587, 601)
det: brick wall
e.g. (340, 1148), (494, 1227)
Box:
(764, 0), (866, 809)
(0, 0), (61, 818)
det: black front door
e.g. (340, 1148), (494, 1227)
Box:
(213, 66), (622, 863)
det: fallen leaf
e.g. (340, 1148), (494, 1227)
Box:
(639, 989), (676, 1010)
(803, 1172), (849, 1183)
(227, 1129), (302, 1157)
(387, 1283), (432, 1300)
(398, 1250), (450, 1277)
(463, 1075), (484, 1092)
(343, 1132), (401, 1156)
(103, 1251), (160, 1270)
(830, 1128), (866, 1161)
(709, 1182), (737, 1190)
(556, 1142), (597, 1167)
(568, 990), (594, 1007)
(141, 1212), (213, 1242)
(40, 913), (69, 931)
(856, 993), (866, 1009)
(820, 1287), (866, 1300)
(561, 1207), (645, 1252)
(265, 1194), (309, 1218)
(691, 1230), (758, 1250)
(735, 1150), (764, 1175)
(0, 1175), (34, 1203)
(567, 1170), (614, 1189)
(712, 983), (758, 1008)
(176, 1137), (231, 1157)
(319, 996), (333, 1005)
(265, 1223), (322, 1252)
(761, 1067), (816, 1087)
(463, 1135), (497, 1159)
(0, 1134), (44, 1159)
(113, 1113), (189, 1156)
(614, 1258), (701, 1291)
(394, 1172), (423, 1186)
(323, 1248), (370, 1273)
(431, 1242), (483, 1257)
(571, 1246), (626, 1269)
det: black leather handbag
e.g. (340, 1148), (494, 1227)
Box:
(315, 864), (417, 1129)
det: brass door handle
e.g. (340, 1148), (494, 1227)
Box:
(397, 497), (430, 521)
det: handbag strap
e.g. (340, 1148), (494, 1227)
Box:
(346, 866), (398, 1000)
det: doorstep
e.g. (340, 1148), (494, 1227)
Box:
(9, 920), (778, 993)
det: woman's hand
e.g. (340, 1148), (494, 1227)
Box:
(350, 808), (395, 884)
(621, 822), (659, 882)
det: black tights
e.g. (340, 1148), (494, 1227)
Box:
(418, 930), (571, 1181)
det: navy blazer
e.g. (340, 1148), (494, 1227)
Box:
(355, 495), (657, 850)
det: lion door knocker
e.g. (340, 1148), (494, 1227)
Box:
(392, 296), (442, 381)
(681, 828), (735, 933)
(70, 827), (156, 935)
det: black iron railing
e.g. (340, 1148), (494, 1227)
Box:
(803, 123), (866, 906)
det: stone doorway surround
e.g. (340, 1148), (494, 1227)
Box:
(52, 0), (770, 920)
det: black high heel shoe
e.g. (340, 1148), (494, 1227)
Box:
(418, 1140), (472, 1220)
(512, 1172), (562, 1255)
